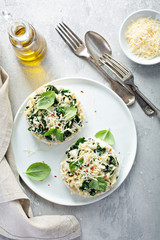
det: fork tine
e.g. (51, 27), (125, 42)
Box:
(102, 55), (127, 76)
(59, 23), (80, 47)
(100, 57), (124, 79)
(104, 54), (129, 73)
(62, 22), (83, 44)
(56, 26), (77, 50)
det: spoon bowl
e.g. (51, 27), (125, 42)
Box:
(85, 31), (112, 61)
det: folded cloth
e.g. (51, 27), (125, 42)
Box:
(0, 67), (81, 240)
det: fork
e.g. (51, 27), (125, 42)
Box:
(100, 53), (160, 119)
(55, 22), (136, 106)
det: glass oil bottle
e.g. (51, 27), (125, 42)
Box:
(2, 11), (47, 66)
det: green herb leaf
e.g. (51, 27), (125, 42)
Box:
(44, 128), (55, 136)
(37, 91), (56, 109)
(79, 180), (91, 190)
(69, 158), (84, 173)
(89, 177), (106, 192)
(68, 137), (86, 152)
(94, 143), (106, 156)
(96, 177), (106, 192)
(24, 162), (51, 181)
(95, 129), (114, 146)
(75, 137), (85, 147)
(89, 179), (99, 190)
(55, 128), (63, 142)
(46, 85), (59, 94)
(64, 107), (77, 121)
(58, 106), (65, 115)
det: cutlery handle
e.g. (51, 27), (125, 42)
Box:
(132, 85), (160, 119)
(88, 56), (135, 105)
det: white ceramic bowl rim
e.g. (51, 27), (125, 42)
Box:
(119, 9), (160, 65)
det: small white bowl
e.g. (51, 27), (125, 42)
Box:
(119, 9), (160, 65)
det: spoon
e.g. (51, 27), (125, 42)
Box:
(85, 31), (156, 115)
(85, 31), (135, 106)
(85, 31), (112, 62)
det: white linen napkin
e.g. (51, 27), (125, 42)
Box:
(0, 67), (81, 240)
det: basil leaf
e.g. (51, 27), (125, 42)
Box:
(64, 107), (77, 121)
(37, 91), (56, 109)
(44, 128), (55, 136)
(25, 162), (51, 181)
(89, 179), (99, 190)
(58, 106), (65, 115)
(89, 177), (106, 192)
(69, 158), (84, 173)
(95, 129), (114, 145)
(55, 128), (63, 142)
(96, 177), (106, 192)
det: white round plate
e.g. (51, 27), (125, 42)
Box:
(12, 77), (137, 206)
(119, 9), (160, 65)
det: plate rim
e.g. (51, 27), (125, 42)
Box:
(12, 76), (137, 206)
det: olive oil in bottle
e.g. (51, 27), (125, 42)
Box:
(2, 11), (47, 65)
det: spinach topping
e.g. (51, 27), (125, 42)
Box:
(66, 137), (86, 154)
(56, 107), (63, 119)
(45, 135), (52, 141)
(102, 164), (112, 173)
(61, 89), (70, 95)
(46, 85), (59, 94)
(109, 156), (116, 165)
(63, 130), (72, 140)
(79, 179), (92, 191)
(94, 143), (106, 156)
(70, 99), (77, 106)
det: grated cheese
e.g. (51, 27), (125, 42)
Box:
(125, 17), (160, 59)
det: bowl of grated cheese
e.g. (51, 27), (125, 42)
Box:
(119, 9), (160, 65)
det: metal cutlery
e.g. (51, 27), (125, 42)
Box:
(100, 53), (160, 119)
(85, 31), (157, 117)
(55, 22), (135, 106)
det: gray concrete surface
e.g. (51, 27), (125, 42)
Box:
(0, 0), (160, 239)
